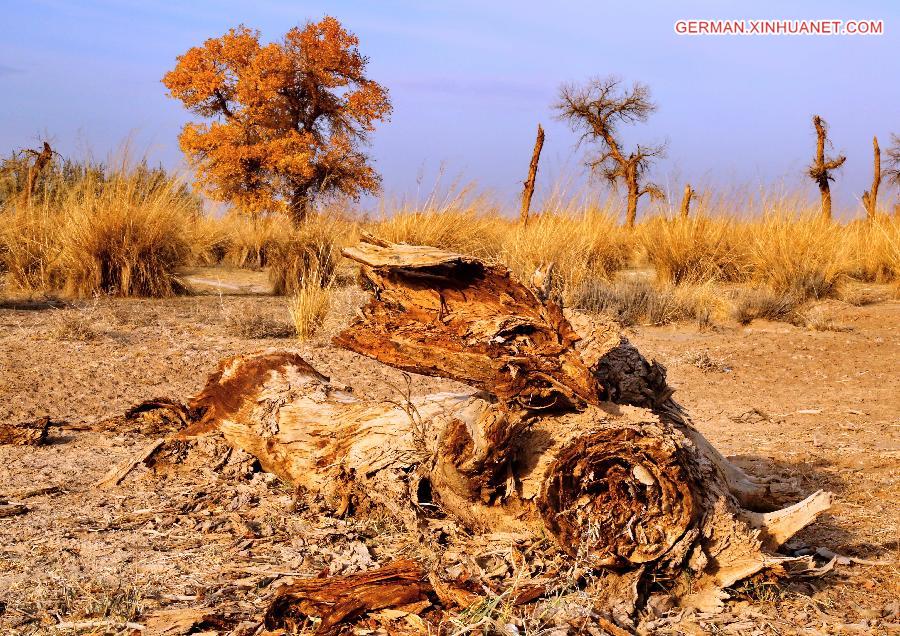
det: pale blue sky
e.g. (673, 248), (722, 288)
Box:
(1, 1), (897, 215)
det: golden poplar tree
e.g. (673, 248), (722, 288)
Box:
(163, 18), (391, 223)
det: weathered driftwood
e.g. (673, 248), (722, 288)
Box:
(132, 236), (832, 618)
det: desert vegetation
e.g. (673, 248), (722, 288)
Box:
(2, 152), (899, 329)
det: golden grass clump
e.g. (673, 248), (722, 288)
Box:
(638, 215), (746, 285)
(368, 190), (631, 304)
(219, 214), (293, 269)
(0, 205), (59, 290)
(743, 214), (847, 300)
(843, 215), (900, 283)
(500, 211), (632, 303)
(55, 172), (198, 297)
(0, 160), (201, 297)
(267, 214), (351, 295)
(288, 267), (333, 340)
(574, 277), (723, 326)
(367, 188), (506, 258)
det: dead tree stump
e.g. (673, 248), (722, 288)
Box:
(520, 123), (545, 226)
(679, 183), (693, 220)
(134, 236), (833, 617)
(808, 115), (845, 222)
(862, 135), (881, 220)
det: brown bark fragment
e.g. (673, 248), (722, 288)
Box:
(0, 416), (50, 446)
(264, 559), (431, 634)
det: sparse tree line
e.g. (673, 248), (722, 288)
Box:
(3, 16), (899, 229)
(533, 82), (899, 227)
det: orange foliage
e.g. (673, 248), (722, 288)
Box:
(162, 18), (391, 223)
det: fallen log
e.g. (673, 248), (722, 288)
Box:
(135, 236), (832, 619)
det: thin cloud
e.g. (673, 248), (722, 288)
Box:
(0, 64), (24, 77)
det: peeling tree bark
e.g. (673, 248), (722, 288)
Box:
(0, 417), (50, 446)
(138, 236), (832, 617)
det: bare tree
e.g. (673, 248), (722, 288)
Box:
(555, 77), (665, 228)
(862, 136), (881, 220)
(520, 123), (545, 226)
(808, 116), (845, 222)
(887, 134), (900, 217)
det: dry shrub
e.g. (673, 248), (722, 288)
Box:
(47, 309), (101, 341)
(730, 287), (803, 325)
(639, 215), (746, 284)
(0, 205), (59, 290)
(677, 350), (732, 373)
(368, 192), (505, 257)
(190, 213), (234, 265)
(802, 305), (852, 332)
(220, 214), (293, 269)
(288, 267), (332, 340)
(574, 278), (721, 327)
(56, 172), (197, 297)
(0, 157), (201, 297)
(370, 198), (632, 304)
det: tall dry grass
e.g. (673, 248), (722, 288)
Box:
(288, 266), (333, 340)
(743, 214), (847, 300)
(843, 215), (900, 283)
(5, 155), (897, 317)
(638, 215), (745, 285)
(500, 211), (631, 303)
(0, 158), (202, 297)
(365, 191), (630, 304)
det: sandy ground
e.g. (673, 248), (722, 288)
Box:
(0, 281), (898, 635)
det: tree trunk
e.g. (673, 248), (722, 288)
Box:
(289, 189), (311, 226)
(24, 142), (54, 207)
(679, 183), (693, 220)
(625, 164), (639, 228)
(862, 136), (881, 220)
(813, 117), (832, 221)
(520, 124), (545, 226)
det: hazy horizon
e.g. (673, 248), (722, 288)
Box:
(1, 0), (897, 217)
